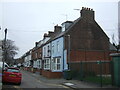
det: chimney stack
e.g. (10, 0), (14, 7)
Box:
(80, 7), (94, 20)
(48, 31), (54, 37)
(35, 42), (38, 47)
(54, 25), (62, 35)
(43, 33), (49, 38)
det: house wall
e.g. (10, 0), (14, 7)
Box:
(70, 50), (109, 62)
(51, 37), (64, 72)
(42, 43), (51, 59)
(42, 70), (62, 78)
(64, 8), (110, 64)
(64, 19), (109, 51)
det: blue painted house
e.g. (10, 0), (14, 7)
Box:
(41, 25), (69, 78)
(51, 37), (64, 72)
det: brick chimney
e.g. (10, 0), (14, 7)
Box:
(43, 33), (49, 38)
(80, 7), (94, 20)
(54, 25), (62, 35)
(48, 31), (54, 37)
(35, 42), (38, 47)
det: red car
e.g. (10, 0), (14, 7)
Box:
(2, 67), (22, 85)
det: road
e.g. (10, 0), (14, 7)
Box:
(2, 70), (71, 89)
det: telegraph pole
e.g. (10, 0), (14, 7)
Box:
(2, 28), (7, 72)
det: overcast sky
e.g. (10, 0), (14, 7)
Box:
(0, 0), (119, 58)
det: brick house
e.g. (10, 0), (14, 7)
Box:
(63, 7), (111, 64)
(32, 33), (52, 74)
(20, 7), (117, 78)
(41, 7), (114, 78)
(23, 50), (32, 71)
(32, 41), (43, 74)
(41, 25), (65, 78)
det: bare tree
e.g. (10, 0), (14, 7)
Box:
(2, 39), (19, 65)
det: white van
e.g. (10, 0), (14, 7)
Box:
(0, 62), (9, 89)
(0, 62), (9, 70)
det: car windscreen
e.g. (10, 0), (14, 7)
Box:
(7, 69), (19, 73)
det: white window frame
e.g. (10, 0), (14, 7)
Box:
(57, 41), (59, 52)
(52, 58), (61, 71)
(33, 61), (37, 68)
(52, 44), (54, 54)
(47, 45), (50, 56)
(44, 47), (46, 57)
(44, 58), (50, 70)
(37, 60), (42, 69)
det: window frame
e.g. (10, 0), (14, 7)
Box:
(52, 57), (61, 71)
(44, 58), (50, 70)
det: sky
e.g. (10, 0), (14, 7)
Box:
(0, 0), (119, 58)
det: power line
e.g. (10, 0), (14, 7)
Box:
(8, 29), (52, 33)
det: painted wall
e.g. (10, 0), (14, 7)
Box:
(42, 43), (51, 59)
(51, 37), (64, 72)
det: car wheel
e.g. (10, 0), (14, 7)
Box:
(17, 82), (21, 85)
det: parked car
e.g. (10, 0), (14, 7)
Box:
(2, 67), (22, 85)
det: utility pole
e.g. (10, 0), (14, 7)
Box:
(2, 28), (7, 72)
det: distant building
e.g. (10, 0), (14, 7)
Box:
(119, 1), (120, 45)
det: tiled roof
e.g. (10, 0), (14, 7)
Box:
(43, 17), (81, 45)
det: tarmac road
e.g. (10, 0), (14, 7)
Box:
(2, 70), (71, 89)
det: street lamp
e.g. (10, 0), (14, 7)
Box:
(2, 28), (7, 72)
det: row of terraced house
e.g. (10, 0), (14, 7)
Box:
(17, 7), (117, 78)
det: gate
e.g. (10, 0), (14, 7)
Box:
(70, 61), (112, 87)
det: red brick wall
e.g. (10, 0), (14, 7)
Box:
(42, 70), (62, 78)
(32, 47), (42, 59)
(70, 50), (110, 62)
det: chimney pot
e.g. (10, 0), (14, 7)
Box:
(80, 7), (94, 20)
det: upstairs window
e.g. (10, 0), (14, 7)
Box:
(52, 44), (54, 54)
(57, 41), (60, 52)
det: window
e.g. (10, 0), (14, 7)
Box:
(37, 60), (41, 69)
(44, 47), (46, 57)
(7, 69), (19, 73)
(52, 44), (54, 54)
(57, 41), (59, 52)
(52, 58), (61, 71)
(35, 53), (37, 58)
(44, 59), (50, 70)
(47, 45), (50, 56)
(40, 53), (41, 57)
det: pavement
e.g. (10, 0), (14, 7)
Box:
(22, 70), (118, 89)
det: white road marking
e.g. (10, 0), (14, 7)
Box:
(13, 86), (22, 90)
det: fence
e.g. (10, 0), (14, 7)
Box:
(70, 60), (112, 87)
